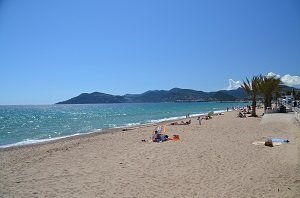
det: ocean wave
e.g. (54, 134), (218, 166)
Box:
(148, 116), (186, 123)
(124, 122), (141, 127)
(189, 113), (206, 117)
(109, 124), (117, 128)
(0, 129), (103, 149)
(0, 137), (63, 148)
(115, 113), (127, 116)
(0, 102), (248, 148)
(213, 110), (226, 114)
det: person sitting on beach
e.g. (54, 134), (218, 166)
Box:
(151, 130), (170, 142)
(204, 115), (211, 120)
(152, 130), (162, 142)
(238, 111), (246, 118)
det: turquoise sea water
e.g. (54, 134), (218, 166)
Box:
(0, 102), (248, 148)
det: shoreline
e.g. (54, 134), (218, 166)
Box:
(0, 108), (231, 150)
(0, 116), (189, 151)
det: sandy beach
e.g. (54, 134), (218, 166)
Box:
(0, 109), (299, 198)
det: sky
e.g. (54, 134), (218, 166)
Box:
(0, 0), (300, 105)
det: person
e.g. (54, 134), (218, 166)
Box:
(238, 111), (246, 118)
(197, 116), (202, 125)
(152, 130), (162, 142)
(204, 115), (211, 120)
(170, 122), (178, 125)
(160, 134), (169, 142)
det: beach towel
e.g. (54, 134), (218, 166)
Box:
(252, 141), (282, 146)
(266, 137), (289, 143)
(172, 135), (180, 141)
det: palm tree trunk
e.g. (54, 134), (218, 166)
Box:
(264, 95), (272, 110)
(251, 98), (257, 117)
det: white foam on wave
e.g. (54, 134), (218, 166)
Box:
(148, 116), (186, 123)
(213, 110), (226, 114)
(124, 122), (141, 127)
(109, 124), (117, 127)
(116, 113), (127, 116)
(189, 113), (206, 117)
(0, 129), (103, 149)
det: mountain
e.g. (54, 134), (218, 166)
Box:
(210, 91), (238, 101)
(56, 88), (247, 104)
(124, 88), (210, 102)
(210, 88), (248, 101)
(57, 92), (128, 104)
(279, 84), (300, 93)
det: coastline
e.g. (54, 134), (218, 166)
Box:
(0, 105), (230, 150)
(1, 109), (299, 197)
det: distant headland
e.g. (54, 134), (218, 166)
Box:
(56, 87), (248, 104)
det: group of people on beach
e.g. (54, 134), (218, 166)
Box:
(150, 129), (180, 142)
(151, 130), (169, 142)
(146, 109), (238, 143)
(169, 114), (214, 126)
(170, 112), (216, 126)
(146, 106), (260, 143)
(170, 120), (191, 126)
(237, 106), (251, 118)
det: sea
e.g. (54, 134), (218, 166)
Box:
(0, 102), (248, 148)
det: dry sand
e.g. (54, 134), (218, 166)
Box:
(1, 110), (300, 197)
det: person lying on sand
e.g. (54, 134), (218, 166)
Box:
(170, 122), (178, 125)
(170, 120), (191, 125)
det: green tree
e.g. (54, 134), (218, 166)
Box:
(274, 91), (281, 108)
(295, 91), (300, 100)
(258, 75), (282, 110)
(241, 76), (260, 117)
(292, 88), (296, 96)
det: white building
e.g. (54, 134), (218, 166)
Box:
(282, 95), (293, 104)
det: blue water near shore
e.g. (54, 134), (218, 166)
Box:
(0, 102), (248, 148)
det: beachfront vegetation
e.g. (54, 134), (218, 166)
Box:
(295, 91), (300, 100)
(258, 75), (282, 110)
(241, 74), (283, 114)
(241, 76), (260, 117)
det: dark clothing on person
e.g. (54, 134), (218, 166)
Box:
(152, 133), (162, 142)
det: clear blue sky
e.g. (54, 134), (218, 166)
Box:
(1, 0), (300, 105)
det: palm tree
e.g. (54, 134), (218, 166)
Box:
(241, 76), (260, 117)
(258, 75), (282, 110)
